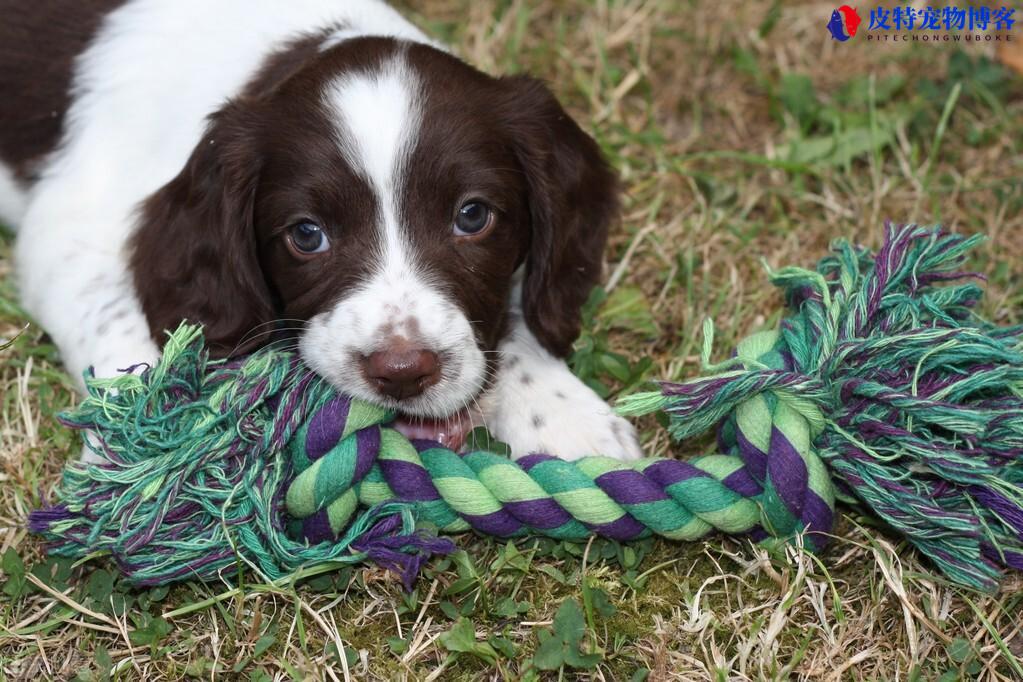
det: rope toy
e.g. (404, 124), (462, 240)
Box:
(29, 225), (1023, 591)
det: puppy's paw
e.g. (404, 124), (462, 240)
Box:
(503, 403), (642, 462)
(80, 443), (104, 464)
(79, 430), (107, 464)
(483, 364), (643, 462)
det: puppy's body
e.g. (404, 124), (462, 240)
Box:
(0, 0), (641, 461)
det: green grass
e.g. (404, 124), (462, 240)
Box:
(2, 0), (1023, 679)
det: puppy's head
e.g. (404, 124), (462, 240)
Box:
(131, 36), (617, 421)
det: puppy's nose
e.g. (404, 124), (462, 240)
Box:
(362, 343), (440, 400)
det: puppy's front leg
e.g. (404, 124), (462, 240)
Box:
(16, 221), (159, 462)
(481, 314), (642, 462)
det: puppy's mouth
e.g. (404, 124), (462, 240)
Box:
(391, 405), (482, 451)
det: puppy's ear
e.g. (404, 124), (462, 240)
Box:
(498, 76), (619, 357)
(130, 103), (274, 357)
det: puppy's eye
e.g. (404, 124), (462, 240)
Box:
(453, 201), (493, 236)
(288, 222), (329, 254)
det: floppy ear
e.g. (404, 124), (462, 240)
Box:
(499, 76), (619, 357)
(130, 104), (275, 357)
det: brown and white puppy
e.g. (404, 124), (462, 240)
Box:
(0, 0), (641, 461)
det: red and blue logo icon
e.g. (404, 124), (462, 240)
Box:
(826, 5), (862, 41)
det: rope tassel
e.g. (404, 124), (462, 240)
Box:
(622, 225), (1023, 589)
(30, 225), (1023, 591)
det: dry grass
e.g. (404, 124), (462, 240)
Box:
(2, 0), (1023, 679)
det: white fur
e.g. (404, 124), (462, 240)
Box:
(11, 0), (640, 462)
(481, 284), (643, 461)
(302, 57), (486, 418)
(0, 164), (27, 228)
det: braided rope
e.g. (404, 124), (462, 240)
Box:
(283, 329), (833, 554)
(29, 225), (1023, 591)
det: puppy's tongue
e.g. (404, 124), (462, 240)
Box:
(392, 407), (480, 451)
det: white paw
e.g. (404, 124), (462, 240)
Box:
(482, 358), (643, 462)
(75, 349), (158, 465)
(80, 441), (105, 464)
(79, 430), (107, 464)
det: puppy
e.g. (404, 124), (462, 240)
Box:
(0, 0), (641, 461)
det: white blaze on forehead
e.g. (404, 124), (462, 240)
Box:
(323, 55), (422, 273)
(304, 53), (486, 418)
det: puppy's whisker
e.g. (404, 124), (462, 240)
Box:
(239, 336), (305, 357)
(480, 349), (542, 361)
(229, 319), (310, 356)
(229, 327), (309, 352)
(468, 392), (490, 448)
(235, 318), (308, 342)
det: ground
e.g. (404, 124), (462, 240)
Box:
(2, 0), (1023, 679)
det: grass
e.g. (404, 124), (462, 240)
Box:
(2, 0), (1023, 679)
